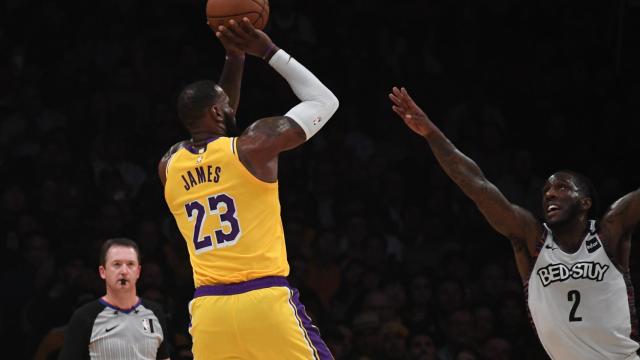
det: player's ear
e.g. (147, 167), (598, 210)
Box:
(210, 104), (222, 119)
(99, 265), (107, 280)
(580, 197), (592, 212)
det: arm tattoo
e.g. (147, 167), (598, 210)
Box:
(264, 117), (301, 138)
(246, 117), (305, 143)
(239, 116), (306, 162)
(427, 135), (485, 198)
(424, 131), (540, 246)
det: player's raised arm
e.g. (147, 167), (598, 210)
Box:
(216, 20), (245, 112)
(389, 87), (542, 276)
(599, 189), (640, 270)
(216, 18), (339, 182)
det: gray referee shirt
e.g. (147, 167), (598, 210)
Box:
(59, 298), (170, 360)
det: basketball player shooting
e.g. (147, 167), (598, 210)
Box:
(389, 86), (640, 360)
(158, 19), (338, 359)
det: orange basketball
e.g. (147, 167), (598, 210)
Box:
(206, 0), (269, 31)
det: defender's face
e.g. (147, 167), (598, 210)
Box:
(99, 246), (140, 292)
(541, 173), (582, 225)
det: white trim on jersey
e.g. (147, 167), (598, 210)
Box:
(165, 152), (177, 177)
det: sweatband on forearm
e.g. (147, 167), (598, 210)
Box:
(268, 49), (339, 140)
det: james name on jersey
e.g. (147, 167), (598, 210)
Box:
(181, 165), (222, 191)
(537, 261), (610, 287)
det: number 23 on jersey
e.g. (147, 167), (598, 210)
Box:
(184, 193), (241, 254)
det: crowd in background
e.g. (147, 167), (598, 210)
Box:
(1, 0), (639, 359)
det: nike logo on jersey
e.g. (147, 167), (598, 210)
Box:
(537, 261), (609, 287)
(105, 325), (118, 333)
(544, 244), (558, 250)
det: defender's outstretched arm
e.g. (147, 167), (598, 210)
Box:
(390, 87), (542, 278)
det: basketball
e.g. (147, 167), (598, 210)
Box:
(206, 0), (269, 31)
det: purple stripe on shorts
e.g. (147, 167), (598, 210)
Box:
(193, 276), (289, 297)
(289, 288), (334, 360)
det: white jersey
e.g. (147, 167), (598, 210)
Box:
(527, 220), (640, 360)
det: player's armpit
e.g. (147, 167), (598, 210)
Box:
(510, 205), (544, 257)
(510, 238), (534, 281)
(236, 116), (306, 182)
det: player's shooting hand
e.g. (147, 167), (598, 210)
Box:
(215, 20), (244, 58)
(216, 18), (279, 60)
(389, 87), (433, 137)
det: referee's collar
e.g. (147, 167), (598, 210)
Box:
(99, 297), (142, 314)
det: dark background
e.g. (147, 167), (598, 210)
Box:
(1, 0), (639, 359)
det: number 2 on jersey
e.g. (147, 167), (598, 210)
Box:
(568, 290), (583, 322)
(184, 194), (241, 254)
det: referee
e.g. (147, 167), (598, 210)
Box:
(59, 238), (171, 360)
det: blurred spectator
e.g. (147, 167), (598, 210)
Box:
(472, 305), (495, 345)
(453, 348), (480, 360)
(482, 337), (513, 360)
(436, 279), (467, 314)
(363, 290), (396, 324)
(408, 332), (437, 360)
(379, 320), (410, 360)
(351, 311), (381, 358)
(437, 309), (477, 360)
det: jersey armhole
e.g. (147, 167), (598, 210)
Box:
(229, 137), (278, 188)
(163, 141), (186, 177)
(165, 152), (177, 177)
(230, 137), (238, 158)
(532, 227), (548, 257)
(524, 228), (547, 285)
(162, 150), (182, 201)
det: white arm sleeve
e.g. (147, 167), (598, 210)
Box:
(268, 49), (339, 140)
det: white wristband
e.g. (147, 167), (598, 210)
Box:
(269, 49), (339, 140)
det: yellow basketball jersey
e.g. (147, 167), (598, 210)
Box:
(163, 137), (289, 286)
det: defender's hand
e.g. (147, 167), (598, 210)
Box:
(389, 86), (433, 137)
(216, 18), (278, 60)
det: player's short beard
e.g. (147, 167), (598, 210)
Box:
(224, 113), (240, 137)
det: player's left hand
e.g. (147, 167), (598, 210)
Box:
(216, 20), (244, 58)
(389, 86), (434, 137)
(215, 17), (278, 60)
